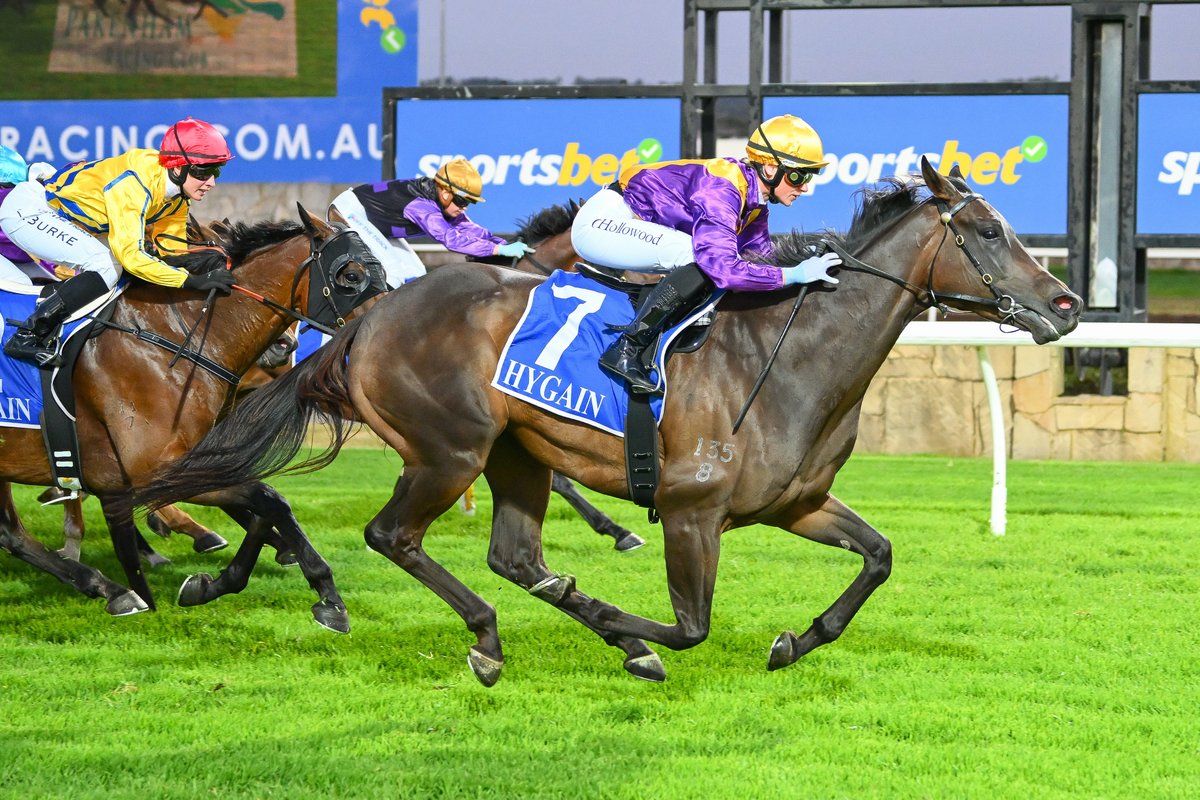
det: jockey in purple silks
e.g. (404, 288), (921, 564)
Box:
(571, 114), (843, 394)
(329, 157), (533, 289)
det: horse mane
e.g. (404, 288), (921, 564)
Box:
(763, 176), (930, 266)
(212, 220), (306, 269)
(515, 199), (582, 244)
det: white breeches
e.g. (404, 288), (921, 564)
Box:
(570, 188), (694, 273)
(0, 181), (121, 288)
(329, 188), (426, 289)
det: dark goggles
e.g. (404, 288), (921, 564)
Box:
(188, 163), (224, 181)
(784, 168), (816, 187)
(448, 193), (475, 208)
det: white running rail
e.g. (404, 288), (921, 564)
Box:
(895, 322), (1200, 535)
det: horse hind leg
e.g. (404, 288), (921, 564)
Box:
(147, 503), (229, 554)
(550, 472), (645, 552)
(766, 495), (892, 671)
(364, 466), (505, 685)
(485, 439), (664, 683)
(1, 484), (147, 616)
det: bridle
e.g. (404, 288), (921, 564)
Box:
(824, 191), (1031, 326)
(102, 224), (386, 386)
(293, 224), (388, 332)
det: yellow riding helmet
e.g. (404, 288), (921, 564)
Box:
(433, 158), (485, 203)
(745, 114), (828, 171)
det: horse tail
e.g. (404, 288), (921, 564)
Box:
(132, 317), (366, 512)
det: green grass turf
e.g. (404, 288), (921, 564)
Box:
(0, 451), (1197, 798)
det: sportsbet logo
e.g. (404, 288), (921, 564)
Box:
(809, 139), (1036, 192)
(418, 143), (647, 188)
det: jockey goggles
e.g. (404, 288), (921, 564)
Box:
(448, 193), (475, 208)
(188, 163), (224, 181)
(784, 169), (816, 187)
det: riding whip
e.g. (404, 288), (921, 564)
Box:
(731, 284), (810, 434)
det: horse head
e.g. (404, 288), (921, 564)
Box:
(918, 156), (1082, 343)
(295, 203), (389, 330)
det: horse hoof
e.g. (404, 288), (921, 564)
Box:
(177, 573), (213, 607)
(528, 573), (576, 604)
(192, 532), (228, 553)
(274, 549), (299, 567)
(623, 652), (666, 682)
(468, 646), (503, 687)
(106, 591), (150, 617)
(768, 630), (799, 671)
(147, 512), (172, 538)
(312, 600), (350, 634)
(142, 552), (172, 569)
(613, 531), (646, 552)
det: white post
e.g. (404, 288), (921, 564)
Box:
(975, 346), (1007, 536)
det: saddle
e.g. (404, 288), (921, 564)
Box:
(575, 262), (717, 355)
(574, 262), (721, 521)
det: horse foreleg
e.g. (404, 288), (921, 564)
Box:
(487, 442), (664, 682)
(766, 494), (892, 671)
(550, 472), (645, 552)
(100, 499), (157, 610)
(147, 503), (229, 554)
(364, 467), (503, 684)
(0, 484), (147, 616)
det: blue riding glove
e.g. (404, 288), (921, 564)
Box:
(496, 241), (534, 258)
(781, 251), (842, 286)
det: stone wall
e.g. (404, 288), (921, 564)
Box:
(856, 342), (1200, 462)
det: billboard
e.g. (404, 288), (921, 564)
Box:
(1137, 93), (1200, 235)
(764, 95), (1070, 237)
(391, 98), (682, 232)
(0, 0), (415, 184)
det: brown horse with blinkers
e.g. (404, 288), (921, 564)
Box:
(0, 207), (384, 625)
(138, 159), (1082, 684)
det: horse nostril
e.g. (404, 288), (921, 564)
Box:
(1052, 293), (1082, 317)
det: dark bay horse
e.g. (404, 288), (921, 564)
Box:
(0, 208), (384, 623)
(138, 158), (1082, 684)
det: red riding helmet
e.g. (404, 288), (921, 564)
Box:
(158, 118), (233, 169)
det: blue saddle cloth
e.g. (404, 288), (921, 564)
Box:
(492, 270), (722, 438)
(0, 286), (98, 429)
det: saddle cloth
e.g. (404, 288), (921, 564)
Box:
(491, 269), (720, 437)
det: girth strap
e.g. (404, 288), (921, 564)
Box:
(133, 328), (241, 386)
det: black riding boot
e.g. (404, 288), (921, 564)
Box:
(599, 263), (712, 394)
(4, 271), (108, 368)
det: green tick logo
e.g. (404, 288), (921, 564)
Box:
(1020, 135), (1048, 163)
(636, 137), (663, 163)
(381, 26), (406, 54)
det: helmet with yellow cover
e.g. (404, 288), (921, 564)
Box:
(434, 158), (485, 204)
(746, 114), (828, 171)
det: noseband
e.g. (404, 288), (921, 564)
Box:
(826, 192), (1031, 325)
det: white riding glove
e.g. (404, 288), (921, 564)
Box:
(781, 251), (842, 286)
(26, 162), (57, 182)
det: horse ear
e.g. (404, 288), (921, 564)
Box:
(948, 164), (965, 180)
(297, 202), (332, 239)
(920, 155), (959, 202)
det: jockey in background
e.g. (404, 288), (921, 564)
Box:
(0, 117), (236, 367)
(329, 157), (534, 289)
(570, 114), (843, 394)
(0, 146), (57, 286)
